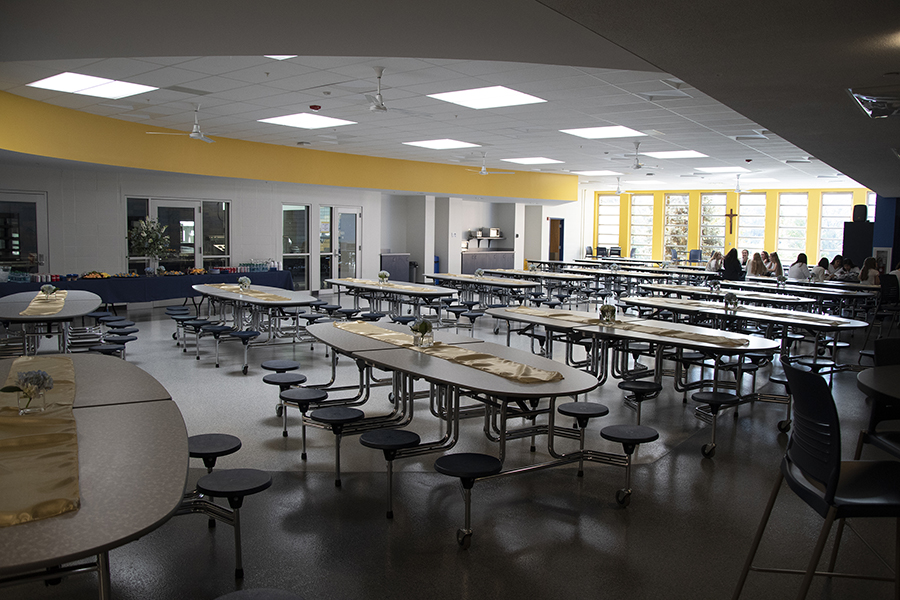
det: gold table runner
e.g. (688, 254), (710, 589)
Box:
(0, 356), (79, 527)
(19, 290), (69, 316)
(333, 321), (563, 383)
(208, 284), (290, 302)
(440, 273), (531, 285)
(338, 278), (442, 294)
(735, 307), (850, 327)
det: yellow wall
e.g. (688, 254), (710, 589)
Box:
(592, 188), (872, 260)
(0, 92), (578, 203)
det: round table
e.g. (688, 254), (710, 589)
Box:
(0, 290), (102, 353)
(857, 365), (900, 402)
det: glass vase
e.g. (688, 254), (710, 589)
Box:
(413, 331), (434, 348)
(18, 391), (45, 415)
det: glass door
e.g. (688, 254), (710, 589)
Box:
(319, 206), (360, 289)
(152, 201), (201, 272)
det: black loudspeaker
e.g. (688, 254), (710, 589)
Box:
(853, 204), (868, 222)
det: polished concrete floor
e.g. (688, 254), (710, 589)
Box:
(5, 298), (897, 600)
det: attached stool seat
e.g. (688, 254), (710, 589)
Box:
(263, 373), (308, 423)
(98, 315), (126, 325)
(107, 319), (136, 329)
(261, 360), (301, 373)
(558, 402), (609, 476)
(691, 391), (740, 458)
(600, 424), (659, 506)
(102, 335), (137, 359)
(90, 343), (125, 358)
(83, 310), (111, 327)
(360, 312), (385, 322)
(460, 311), (483, 335)
(170, 314), (195, 347)
(182, 319), (210, 358)
(360, 429), (421, 518)
(193, 469), (272, 579)
(278, 387), (327, 449)
(390, 315), (416, 325)
(617, 380), (662, 425)
(434, 453), (503, 549)
(215, 590), (303, 600)
(309, 406), (364, 487)
(320, 304), (342, 316)
(201, 324), (234, 367)
(111, 327), (138, 336)
(336, 307), (360, 320)
(307, 299), (328, 312)
(228, 330), (261, 374)
(188, 433), (242, 473)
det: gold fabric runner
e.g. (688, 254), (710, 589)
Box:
(338, 278), (441, 294)
(19, 290), (69, 316)
(440, 273), (531, 285)
(0, 356), (79, 527)
(208, 284), (290, 302)
(737, 307), (850, 327)
(333, 321), (563, 383)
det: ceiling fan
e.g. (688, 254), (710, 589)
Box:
(466, 153), (514, 176)
(146, 105), (214, 143)
(365, 67), (388, 112)
(630, 140), (659, 170)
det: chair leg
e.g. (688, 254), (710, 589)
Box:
(385, 458), (395, 519)
(797, 506), (838, 600)
(733, 472), (783, 600)
(334, 429), (343, 487)
(827, 517), (846, 572)
(232, 505), (244, 579)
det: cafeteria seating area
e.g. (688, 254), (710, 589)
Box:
(5, 295), (895, 600)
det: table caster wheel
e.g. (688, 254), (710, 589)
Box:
(276, 405), (284, 417)
(456, 529), (472, 549)
(615, 489), (631, 507)
(172, 332), (177, 340)
(701, 443), (716, 458)
(777, 419), (791, 433)
(242, 365), (248, 375)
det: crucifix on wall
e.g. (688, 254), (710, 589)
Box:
(725, 208), (739, 234)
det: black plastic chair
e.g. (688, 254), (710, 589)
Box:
(733, 362), (900, 599)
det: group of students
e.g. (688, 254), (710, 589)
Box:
(704, 248), (887, 285)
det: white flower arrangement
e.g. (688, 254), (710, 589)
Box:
(474, 269), (485, 278)
(2, 370), (54, 410)
(40, 284), (58, 297)
(378, 270), (390, 282)
(238, 276), (251, 289)
(128, 217), (172, 261)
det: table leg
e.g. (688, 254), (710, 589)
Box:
(98, 551), (111, 600)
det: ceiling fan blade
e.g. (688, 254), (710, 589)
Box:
(146, 131), (188, 136)
(198, 135), (215, 143)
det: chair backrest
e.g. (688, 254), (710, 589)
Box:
(670, 248), (678, 261)
(782, 362), (842, 503)
(880, 273), (899, 304)
(609, 246), (621, 256)
(596, 246), (608, 257)
(688, 249), (702, 263)
(874, 337), (900, 366)
(585, 245), (594, 257)
(630, 247), (637, 258)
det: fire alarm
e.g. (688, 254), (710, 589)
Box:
(309, 105), (321, 111)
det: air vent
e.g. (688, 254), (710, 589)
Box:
(165, 85), (213, 96)
(848, 85), (900, 118)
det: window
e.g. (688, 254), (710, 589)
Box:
(663, 194), (689, 260)
(867, 191), (877, 221)
(778, 193), (808, 256)
(202, 201), (230, 269)
(818, 192), (852, 261)
(699, 193), (727, 258)
(282, 204), (309, 290)
(737, 194), (766, 255)
(629, 194), (654, 259)
(595, 195), (620, 247)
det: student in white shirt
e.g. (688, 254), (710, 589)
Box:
(787, 253), (810, 280)
(859, 256), (881, 285)
(810, 257), (829, 282)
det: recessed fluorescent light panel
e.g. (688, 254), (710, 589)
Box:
(403, 139), (480, 150)
(572, 170), (622, 176)
(642, 150), (708, 159)
(559, 126), (646, 139)
(427, 86), (546, 109)
(264, 55), (297, 60)
(27, 72), (157, 99)
(501, 157), (563, 165)
(695, 166), (751, 173)
(258, 113), (357, 129)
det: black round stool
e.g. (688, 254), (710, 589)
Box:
(170, 314), (195, 346)
(188, 433), (242, 529)
(90, 343), (125, 358)
(434, 453), (503, 549)
(84, 310), (111, 327)
(390, 315), (416, 325)
(600, 424), (659, 506)
(195, 469), (272, 579)
(307, 299), (328, 312)
(99, 315), (126, 324)
(182, 319), (210, 358)
(336, 307), (360, 320)
(359, 429), (421, 518)
(107, 319), (136, 329)
(557, 402), (609, 476)
(201, 324), (233, 367)
(360, 312), (385, 322)
(216, 590), (303, 600)
(460, 311), (483, 335)
(309, 406), (365, 487)
(261, 360), (300, 373)
(279, 387), (327, 448)
(320, 304), (342, 317)
(691, 391), (740, 458)
(102, 335), (137, 359)
(228, 330), (261, 374)
(617, 380), (662, 425)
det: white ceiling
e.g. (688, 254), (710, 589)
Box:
(0, 0), (887, 196)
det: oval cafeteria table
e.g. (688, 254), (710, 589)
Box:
(0, 290), (102, 353)
(0, 354), (187, 599)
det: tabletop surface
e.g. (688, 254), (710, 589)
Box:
(326, 278), (455, 297)
(857, 365), (900, 402)
(193, 284), (316, 306)
(307, 321), (483, 354)
(484, 269), (593, 281)
(0, 290), (102, 322)
(424, 273), (540, 288)
(720, 279), (874, 298)
(0, 356), (187, 575)
(641, 283), (816, 305)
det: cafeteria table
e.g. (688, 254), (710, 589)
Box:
(326, 278), (455, 319)
(0, 354), (187, 599)
(641, 283), (816, 308)
(424, 272), (540, 307)
(193, 283), (316, 343)
(0, 290), (102, 354)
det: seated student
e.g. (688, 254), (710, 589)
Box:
(740, 249), (749, 267)
(768, 252), (784, 278)
(890, 261), (900, 283)
(747, 252), (768, 277)
(706, 251), (724, 272)
(829, 254), (843, 275)
(810, 257), (830, 282)
(787, 253), (810, 280)
(722, 248), (744, 280)
(835, 258), (860, 281)
(859, 256), (881, 285)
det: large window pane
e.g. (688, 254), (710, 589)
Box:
(700, 193), (727, 258)
(0, 201), (38, 268)
(282, 205), (310, 290)
(778, 193), (808, 256)
(596, 195), (620, 247)
(818, 192), (852, 260)
(664, 194), (689, 260)
(630, 195), (654, 259)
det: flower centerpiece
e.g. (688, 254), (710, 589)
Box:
(238, 276), (251, 291)
(378, 270), (390, 284)
(128, 217), (172, 272)
(724, 291), (739, 313)
(709, 279), (721, 293)
(474, 268), (485, 278)
(409, 318), (434, 347)
(2, 370), (54, 415)
(599, 295), (617, 324)
(776, 275), (788, 288)
(40, 284), (58, 299)
(609, 262), (619, 273)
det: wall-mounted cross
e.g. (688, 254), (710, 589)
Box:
(725, 208), (739, 234)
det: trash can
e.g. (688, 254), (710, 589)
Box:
(409, 261), (419, 283)
(434, 256), (440, 274)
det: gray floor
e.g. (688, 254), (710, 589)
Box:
(5, 298), (897, 600)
